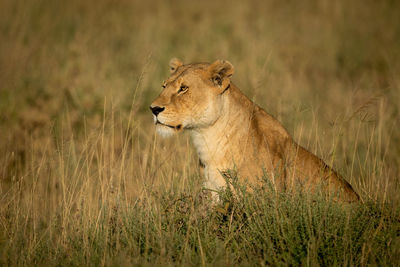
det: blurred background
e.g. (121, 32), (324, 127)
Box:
(0, 0), (399, 259)
(1, 0), (400, 197)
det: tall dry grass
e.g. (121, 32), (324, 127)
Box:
(0, 0), (399, 265)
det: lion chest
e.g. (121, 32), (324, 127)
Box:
(191, 130), (231, 166)
(191, 129), (244, 190)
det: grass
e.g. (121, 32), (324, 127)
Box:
(0, 0), (399, 265)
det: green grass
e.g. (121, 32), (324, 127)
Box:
(2, 176), (399, 266)
(0, 0), (400, 265)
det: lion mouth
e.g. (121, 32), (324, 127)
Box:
(156, 120), (182, 130)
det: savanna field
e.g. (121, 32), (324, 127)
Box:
(0, 0), (399, 265)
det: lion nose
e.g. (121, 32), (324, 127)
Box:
(150, 106), (165, 116)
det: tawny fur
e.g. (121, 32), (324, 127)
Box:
(150, 58), (359, 202)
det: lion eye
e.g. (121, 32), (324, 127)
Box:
(178, 85), (188, 94)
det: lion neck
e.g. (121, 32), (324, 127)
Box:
(190, 84), (255, 168)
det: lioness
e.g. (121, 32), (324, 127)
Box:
(150, 58), (359, 202)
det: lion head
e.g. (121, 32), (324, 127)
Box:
(150, 58), (234, 137)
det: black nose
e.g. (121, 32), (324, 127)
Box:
(150, 106), (165, 116)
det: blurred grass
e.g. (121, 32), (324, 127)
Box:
(0, 0), (399, 265)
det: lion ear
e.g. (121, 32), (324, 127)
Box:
(208, 60), (234, 88)
(169, 58), (183, 73)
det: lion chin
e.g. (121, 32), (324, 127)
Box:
(155, 124), (177, 138)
